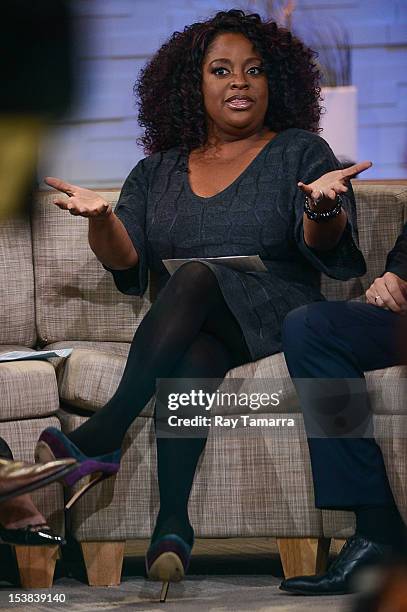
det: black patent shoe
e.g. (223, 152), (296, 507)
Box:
(0, 523), (66, 546)
(279, 535), (394, 595)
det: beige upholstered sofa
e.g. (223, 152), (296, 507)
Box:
(1, 183), (406, 588)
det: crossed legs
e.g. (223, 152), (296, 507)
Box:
(67, 262), (251, 542)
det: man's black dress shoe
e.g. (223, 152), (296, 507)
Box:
(279, 535), (393, 595)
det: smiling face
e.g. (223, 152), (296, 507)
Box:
(201, 32), (269, 142)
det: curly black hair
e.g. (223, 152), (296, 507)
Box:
(135, 9), (322, 155)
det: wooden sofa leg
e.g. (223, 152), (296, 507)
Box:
(81, 541), (125, 586)
(15, 545), (58, 588)
(331, 538), (346, 555)
(277, 537), (331, 579)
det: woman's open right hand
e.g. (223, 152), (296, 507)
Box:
(44, 177), (112, 219)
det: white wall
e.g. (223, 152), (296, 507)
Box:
(38, 0), (407, 187)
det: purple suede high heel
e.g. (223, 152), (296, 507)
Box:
(145, 533), (193, 602)
(35, 427), (120, 510)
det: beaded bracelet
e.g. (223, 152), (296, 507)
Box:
(304, 195), (343, 223)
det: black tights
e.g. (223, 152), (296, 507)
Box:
(68, 262), (251, 543)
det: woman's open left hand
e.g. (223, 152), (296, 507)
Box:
(298, 161), (372, 204)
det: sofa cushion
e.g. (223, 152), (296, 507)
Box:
(0, 215), (36, 347)
(32, 191), (150, 345)
(321, 184), (407, 300)
(0, 348), (59, 420)
(44, 340), (131, 411)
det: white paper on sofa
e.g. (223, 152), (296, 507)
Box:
(163, 255), (267, 275)
(0, 348), (73, 362)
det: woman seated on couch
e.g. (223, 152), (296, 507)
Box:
(35, 9), (370, 600)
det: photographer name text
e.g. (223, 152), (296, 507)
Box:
(167, 415), (295, 428)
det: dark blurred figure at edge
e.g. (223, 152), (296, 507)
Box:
(0, 0), (74, 220)
(0, 1), (77, 546)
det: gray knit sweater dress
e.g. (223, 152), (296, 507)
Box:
(104, 128), (366, 361)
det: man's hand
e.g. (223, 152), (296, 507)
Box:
(366, 272), (407, 314)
